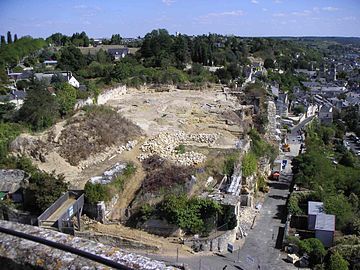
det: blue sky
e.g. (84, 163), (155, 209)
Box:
(0, 0), (359, 38)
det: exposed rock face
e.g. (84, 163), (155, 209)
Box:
(0, 220), (179, 270)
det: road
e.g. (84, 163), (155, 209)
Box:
(153, 162), (296, 270)
(149, 117), (314, 270)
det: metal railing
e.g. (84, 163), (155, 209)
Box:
(0, 225), (133, 270)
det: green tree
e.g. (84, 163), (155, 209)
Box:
(7, 31), (12, 44)
(84, 182), (111, 204)
(264, 58), (275, 69)
(299, 238), (326, 266)
(25, 170), (68, 213)
(0, 36), (5, 46)
(17, 80), (60, 131)
(324, 194), (353, 230)
(110, 34), (122, 45)
(58, 46), (86, 71)
(55, 83), (77, 116)
(161, 194), (221, 235)
(0, 122), (22, 161)
(328, 252), (349, 270)
(14, 34), (18, 42)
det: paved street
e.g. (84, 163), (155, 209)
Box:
(151, 119), (313, 270)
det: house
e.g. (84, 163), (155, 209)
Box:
(308, 201), (324, 230)
(314, 214), (335, 247)
(34, 71), (80, 88)
(43, 60), (58, 68)
(318, 105), (333, 125)
(0, 90), (27, 109)
(0, 169), (29, 203)
(107, 48), (129, 60)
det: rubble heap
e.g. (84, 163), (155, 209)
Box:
(138, 131), (217, 166)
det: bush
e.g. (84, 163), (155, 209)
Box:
(257, 176), (268, 192)
(299, 238), (326, 266)
(222, 152), (238, 176)
(160, 194), (221, 235)
(0, 122), (22, 160)
(328, 252), (349, 270)
(25, 170), (68, 213)
(84, 182), (111, 204)
(175, 144), (186, 154)
(242, 152), (257, 177)
(142, 155), (192, 194)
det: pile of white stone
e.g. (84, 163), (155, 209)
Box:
(138, 131), (217, 166)
(239, 207), (257, 234)
(78, 140), (138, 170)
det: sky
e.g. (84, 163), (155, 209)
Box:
(0, 0), (360, 38)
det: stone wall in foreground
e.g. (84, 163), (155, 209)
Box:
(0, 220), (178, 270)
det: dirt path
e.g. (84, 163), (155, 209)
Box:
(108, 143), (146, 220)
(90, 222), (193, 257)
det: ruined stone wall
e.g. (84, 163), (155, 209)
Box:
(0, 220), (178, 270)
(74, 85), (127, 110)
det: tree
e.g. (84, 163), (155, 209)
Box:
(299, 238), (326, 266)
(17, 80), (59, 131)
(324, 194), (353, 230)
(25, 170), (68, 213)
(110, 34), (122, 45)
(0, 35), (5, 46)
(55, 82), (77, 116)
(161, 194), (221, 235)
(58, 46), (86, 71)
(84, 182), (110, 204)
(7, 31), (12, 44)
(264, 58), (275, 69)
(328, 252), (349, 270)
(14, 34), (18, 42)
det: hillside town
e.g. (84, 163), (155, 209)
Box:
(1, 1), (360, 270)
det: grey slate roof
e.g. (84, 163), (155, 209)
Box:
(315, 213), (335, 231)
(308, 201), (324, 215)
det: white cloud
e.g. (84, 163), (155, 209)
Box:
(251, 0), (259, 4)
(292, 10), (311, 16)
(197, 10), (244, 24)
(262, 8), (268, 12)
(337, 16), (357, 21)
(200, 10), (244, 19)
(272, 12), (286, 17)
(322, 6), (339, 12)
(162, 0), (175, 6)
(274, 0), (282, 3)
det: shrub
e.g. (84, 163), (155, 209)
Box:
(84, 182), (111, 204)
(242, 152), (257, 177)
(299, 238), (326, 266)
(328, 252), (349, 270)
(160, 194), (221, 235)
(222, 152), (238, 176)
(175, 144), (186, 154)
(257, 176), (268, 193)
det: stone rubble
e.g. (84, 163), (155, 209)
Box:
(138, 131), (217, 166)
(238, 206), (257, 234)
(78, 140), (138, 170)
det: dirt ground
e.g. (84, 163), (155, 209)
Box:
(89, 222), (193, 257)
(15, 87), (243, 189)
(107, 88), (242, 147)
(10, 86), (250, 255)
